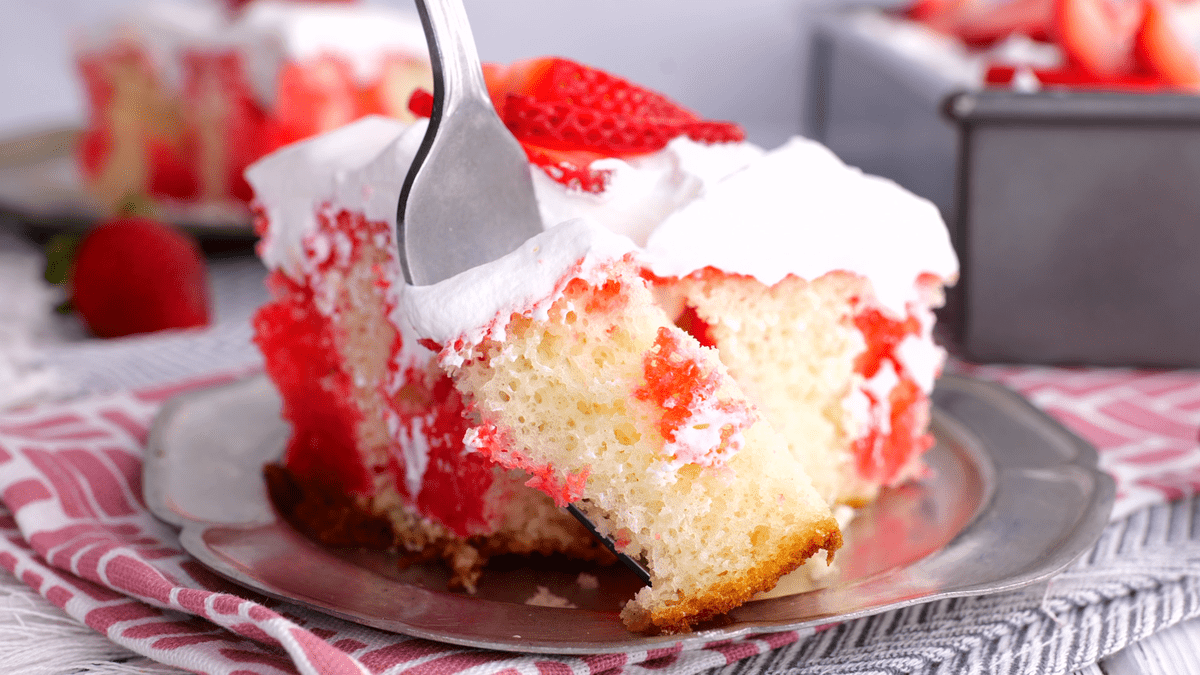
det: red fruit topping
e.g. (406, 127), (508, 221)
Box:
(1135, 0), (1200, 88)
(408, 58), (744, 193)
(70, 218), (211, 338)
(502, 94), (744, 154)
(408, 88), (434, 118)
(272, 58), (362, 148)
(487, 57), (745, 192)
(1055, 0), (1145, 77)
(909, 0), (1200, 93)
(489, 58), (744, 153)
(906, 0), (1055, 44)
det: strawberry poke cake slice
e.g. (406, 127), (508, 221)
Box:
(245, 53), (958, 633)
(403, 219), (842, 634)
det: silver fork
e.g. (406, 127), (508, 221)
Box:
(396, 0), (541, 285)
(397, 0), (652, 587)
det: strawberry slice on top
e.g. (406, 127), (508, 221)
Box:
(1135, 0), (1200, 89)
(1056, 0), (1147, 78)
(410, 57), (744, 193)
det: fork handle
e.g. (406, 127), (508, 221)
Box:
(413, 0), (494, 122)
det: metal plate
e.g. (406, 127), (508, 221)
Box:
(0, 127), (254, 238)
(144, 373), (1114, 653)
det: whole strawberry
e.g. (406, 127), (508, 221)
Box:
(70, 217), (211, 338)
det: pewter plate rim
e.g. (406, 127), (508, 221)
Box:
(144, 373), (1114, 654)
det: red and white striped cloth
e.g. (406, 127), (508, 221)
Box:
(0, 364), (1197, 675)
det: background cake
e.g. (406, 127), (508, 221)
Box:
(77, 0), (431, 211)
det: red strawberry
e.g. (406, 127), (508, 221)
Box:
(488, 58), (743, 155)
(1135, 0), (1200, 88)
(481, 58), (743, 192)
(1056, 0), (1146, 77)
(70, 217), (211, 338)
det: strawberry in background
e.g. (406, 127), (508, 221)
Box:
(903, 0), (1200, 91)
(66, 218), (211, 339)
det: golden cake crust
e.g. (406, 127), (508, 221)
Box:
(620, 514), (843, 633)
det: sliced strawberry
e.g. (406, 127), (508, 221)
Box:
(1056, 0), (1146, 77)
(491, 58), (697, 122)
(479, 57), (745, 191)
(1135, 0), (1200, 88)
(521, 144), (613, 193)
(502, 94), (743, 155)
(70, 217), (210, 338)
(490, 58), (744, 156)
(408, 88), (434, 118)
(406, 58), (746, 192)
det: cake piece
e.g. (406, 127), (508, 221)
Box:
(246, 55), (957, 633)
(77, 0), (431, 211)
(403, 219), (841, 633)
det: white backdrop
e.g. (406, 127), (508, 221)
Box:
(0, 0), (834, 148)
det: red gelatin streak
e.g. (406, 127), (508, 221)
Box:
(851, 306), (934, 485)
(254, 273), (369, 496)
(254, 208), (496, 537)
(466, 421), (587, 508)
(635, 327), (752, 464)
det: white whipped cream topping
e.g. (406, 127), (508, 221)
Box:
(644, 137), (959, 316)
(532, 138), (763, 247)
(402, 219), (639, 368)
(80, 0), (426, 108)
(246, 115), (421, 279)
(396, 415), (431, 499)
